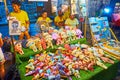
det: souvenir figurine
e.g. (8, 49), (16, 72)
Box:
(25, 70), (36, 76)
(98, 48), (114, 64)
(34, 38), (43, 51)
(25, 62), (35, 70)
(46, 34), (53, 48)
(60, 31), (68, 43)
(67, 30), (73, 42)
(75, 29), (83, 39)
(41, 38), (47, 50)
(26, 39), (38, 52)
(56, 35), (63, 45)
(52, 32), (59, 41)
(32, 74), (40, 80)
(21, 39), (28, 48)
(64, 44), (71, 52)
(71, 30), (77, 40)
(73, 70), (80, 78)
(14, 41), (24, 55)
(96, 61), (107, 69)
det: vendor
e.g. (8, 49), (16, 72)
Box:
(9, 1), (30, 40)
(37, 10), (52, 23)
(54, 9), (65, 29)
(65, 14), (79, 29)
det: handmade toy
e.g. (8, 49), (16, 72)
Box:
(60, 31), (68, 43)
(56, 35), (63, 45)
(25, 62), (35, 71)
(26, 39), (38, 52)
(67, 30), (73, 42)
(71, 30), (77, 40)
(21, 39), (28, 48)
(98, 48), (114, 64)
(75, 29), (83, 39)
(52, 32), (59, 40)
(40, 38), (47, 50)
(34, 38), (43, 51)
(14, 41), (24, 55)
(45, 34), (53, 48)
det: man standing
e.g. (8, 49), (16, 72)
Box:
(9, 1), (30, 40)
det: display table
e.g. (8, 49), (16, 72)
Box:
(16, 38), (119, 80)
(18, 60), (119, 80)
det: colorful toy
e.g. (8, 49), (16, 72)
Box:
(45, 34), (53, 48)
(34, 38), (43, 51)
(26, 39), (38, 52)
(40, 38), (47, 50)
(14, 41), (24, 55)
(60, 31), (68, 43)
(75, 29), (83, 39)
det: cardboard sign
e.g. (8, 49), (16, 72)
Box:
(9, 19), (21, 35)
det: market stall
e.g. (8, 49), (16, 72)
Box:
(0, 0), (120, 80)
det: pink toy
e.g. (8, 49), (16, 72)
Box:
(52, 33), (59, 40)
(75, 29), (83, 39)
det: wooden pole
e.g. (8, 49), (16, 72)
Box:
(10, 35), (16, 64)
(44, 0), (52, 16)
(3, 0), (9, 16)
(109, 28), (119, 42)
(84, 16), (87, 38)
(3, 0), (16, 64)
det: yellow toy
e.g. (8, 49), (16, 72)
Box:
(34, 38), (43, 51)
(26, 39), (38, 52)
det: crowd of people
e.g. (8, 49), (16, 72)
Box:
(8, 1), (80, 40)
(0, 0), (80, 64)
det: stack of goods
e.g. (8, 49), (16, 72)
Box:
(25, 43), (115, 80)
(99, 39), (120, 59)
(14, 28), (83, 54)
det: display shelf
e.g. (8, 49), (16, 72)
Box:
(89, 17), (120, 60)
